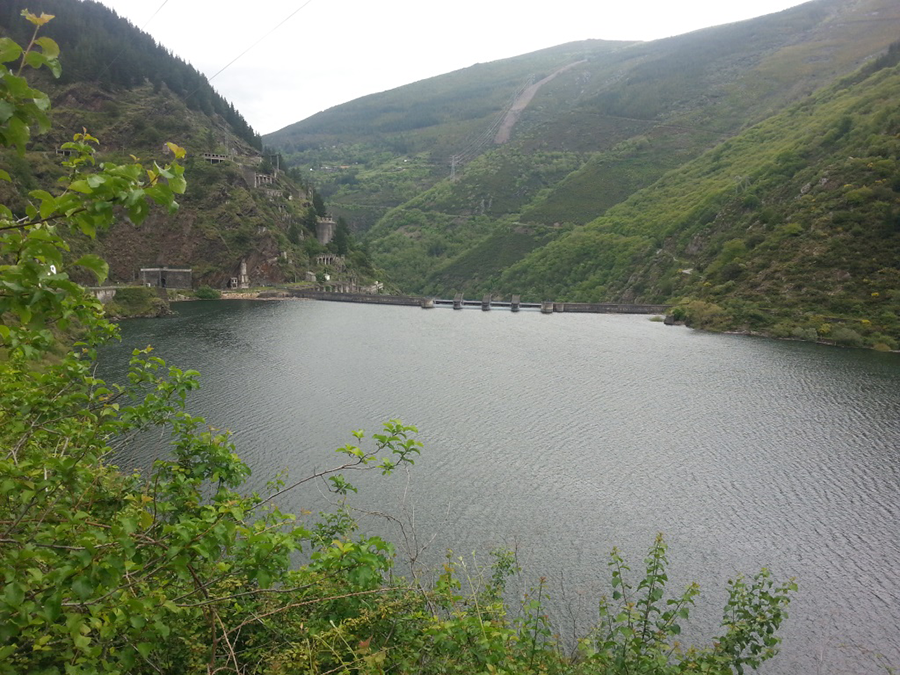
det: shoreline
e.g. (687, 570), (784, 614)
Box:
(176, 291), (309, 301)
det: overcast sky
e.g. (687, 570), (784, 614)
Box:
(94, 0), (810, 136)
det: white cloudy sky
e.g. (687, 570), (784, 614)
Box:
(94, 0), (810, 135)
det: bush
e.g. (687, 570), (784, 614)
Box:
(791, 326), (819, 342)
(105, 287), (170, 318)
(576, 535), (796, 675)
(829, 326), (864, 347)
(195, 285), (221, 299)
(868, 333), (898, 350)
(681, 300), (729, 330)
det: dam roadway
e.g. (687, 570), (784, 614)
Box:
(280, 288), (669, 315)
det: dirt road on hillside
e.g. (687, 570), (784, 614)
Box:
(493, 60), (586, 144)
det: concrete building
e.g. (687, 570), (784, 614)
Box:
(140, 266), (191, 289)
(316, 217), (336, 245)
(229, 261), (250, 289)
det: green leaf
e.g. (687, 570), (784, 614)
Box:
(71, 576), (93, 600)
(29, 189), (56, 219)
(67, 179), (92, 194)
(7, 115), (30, 155)
(35, 36), (59, 58)
(0, 37), (22, 62)
(168, 173), (186, 194)
(136, 642), (152, 658)
(24, 50), (50, 71)
(3, 581), (25, 607)
(0, 100), (14, 124)
(73, 254), (108, 284)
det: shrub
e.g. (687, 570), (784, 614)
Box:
(195, 285), (221, 299)
(791, 326), (819, 342)
(681, 300), (728, 330)
(770, 322), (795, 338)
(829, 326), (864, 347)
(576, 535), (796, 675)
(868, 333), (898, 350)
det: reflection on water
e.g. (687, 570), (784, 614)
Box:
(100, 299), (900, 674)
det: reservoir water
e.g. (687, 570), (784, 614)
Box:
(100, 299), (900, 674)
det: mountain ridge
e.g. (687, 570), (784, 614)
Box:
(263, 0), (900, 346)
(0, 0), (375, 291)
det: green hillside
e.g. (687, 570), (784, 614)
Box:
(266, 40), (631, 229)
(264, 0), (900, 344)
(0, 0), (375, 290)
(496, 46), (900, 348)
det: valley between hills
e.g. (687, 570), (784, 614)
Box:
(4, 2), (900, 674)
(4, 0), (900, 347)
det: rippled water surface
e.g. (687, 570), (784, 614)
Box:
(101, 299), (900, 673)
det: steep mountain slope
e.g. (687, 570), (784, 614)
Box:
(265, 0), (900, 303)
(266, 39), (631, 229)
(0, 0), (363, 289)
(498, 46), (900, 347)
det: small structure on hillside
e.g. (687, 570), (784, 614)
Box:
(316, 217), (336, 245)
(228, 260), (250, 289)
(315, 253), (344, 269)
(201, 152), (232, 164)
(140, 266), (192, 289)
(260, 188), (282, 200)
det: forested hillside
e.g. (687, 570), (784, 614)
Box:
(0, 0), (375, 290)
(498, 46), (900, 348)
(1, 0), (260, 149)
(264, 0), (900, 347)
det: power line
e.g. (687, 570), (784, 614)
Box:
(207, 0), (316, 84)
(139, 0), (170, 31)
(97, 0), (315, 140)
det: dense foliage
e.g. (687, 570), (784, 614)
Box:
(496, 49), (900, 347)
(1, 15), (797, 675)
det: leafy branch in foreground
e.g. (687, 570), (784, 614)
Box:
(577, 533), (796, 675)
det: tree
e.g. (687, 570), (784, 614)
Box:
(332, 215), (351, 255)
(312, 187), (326, 217)
(301, 204), (318, 234)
